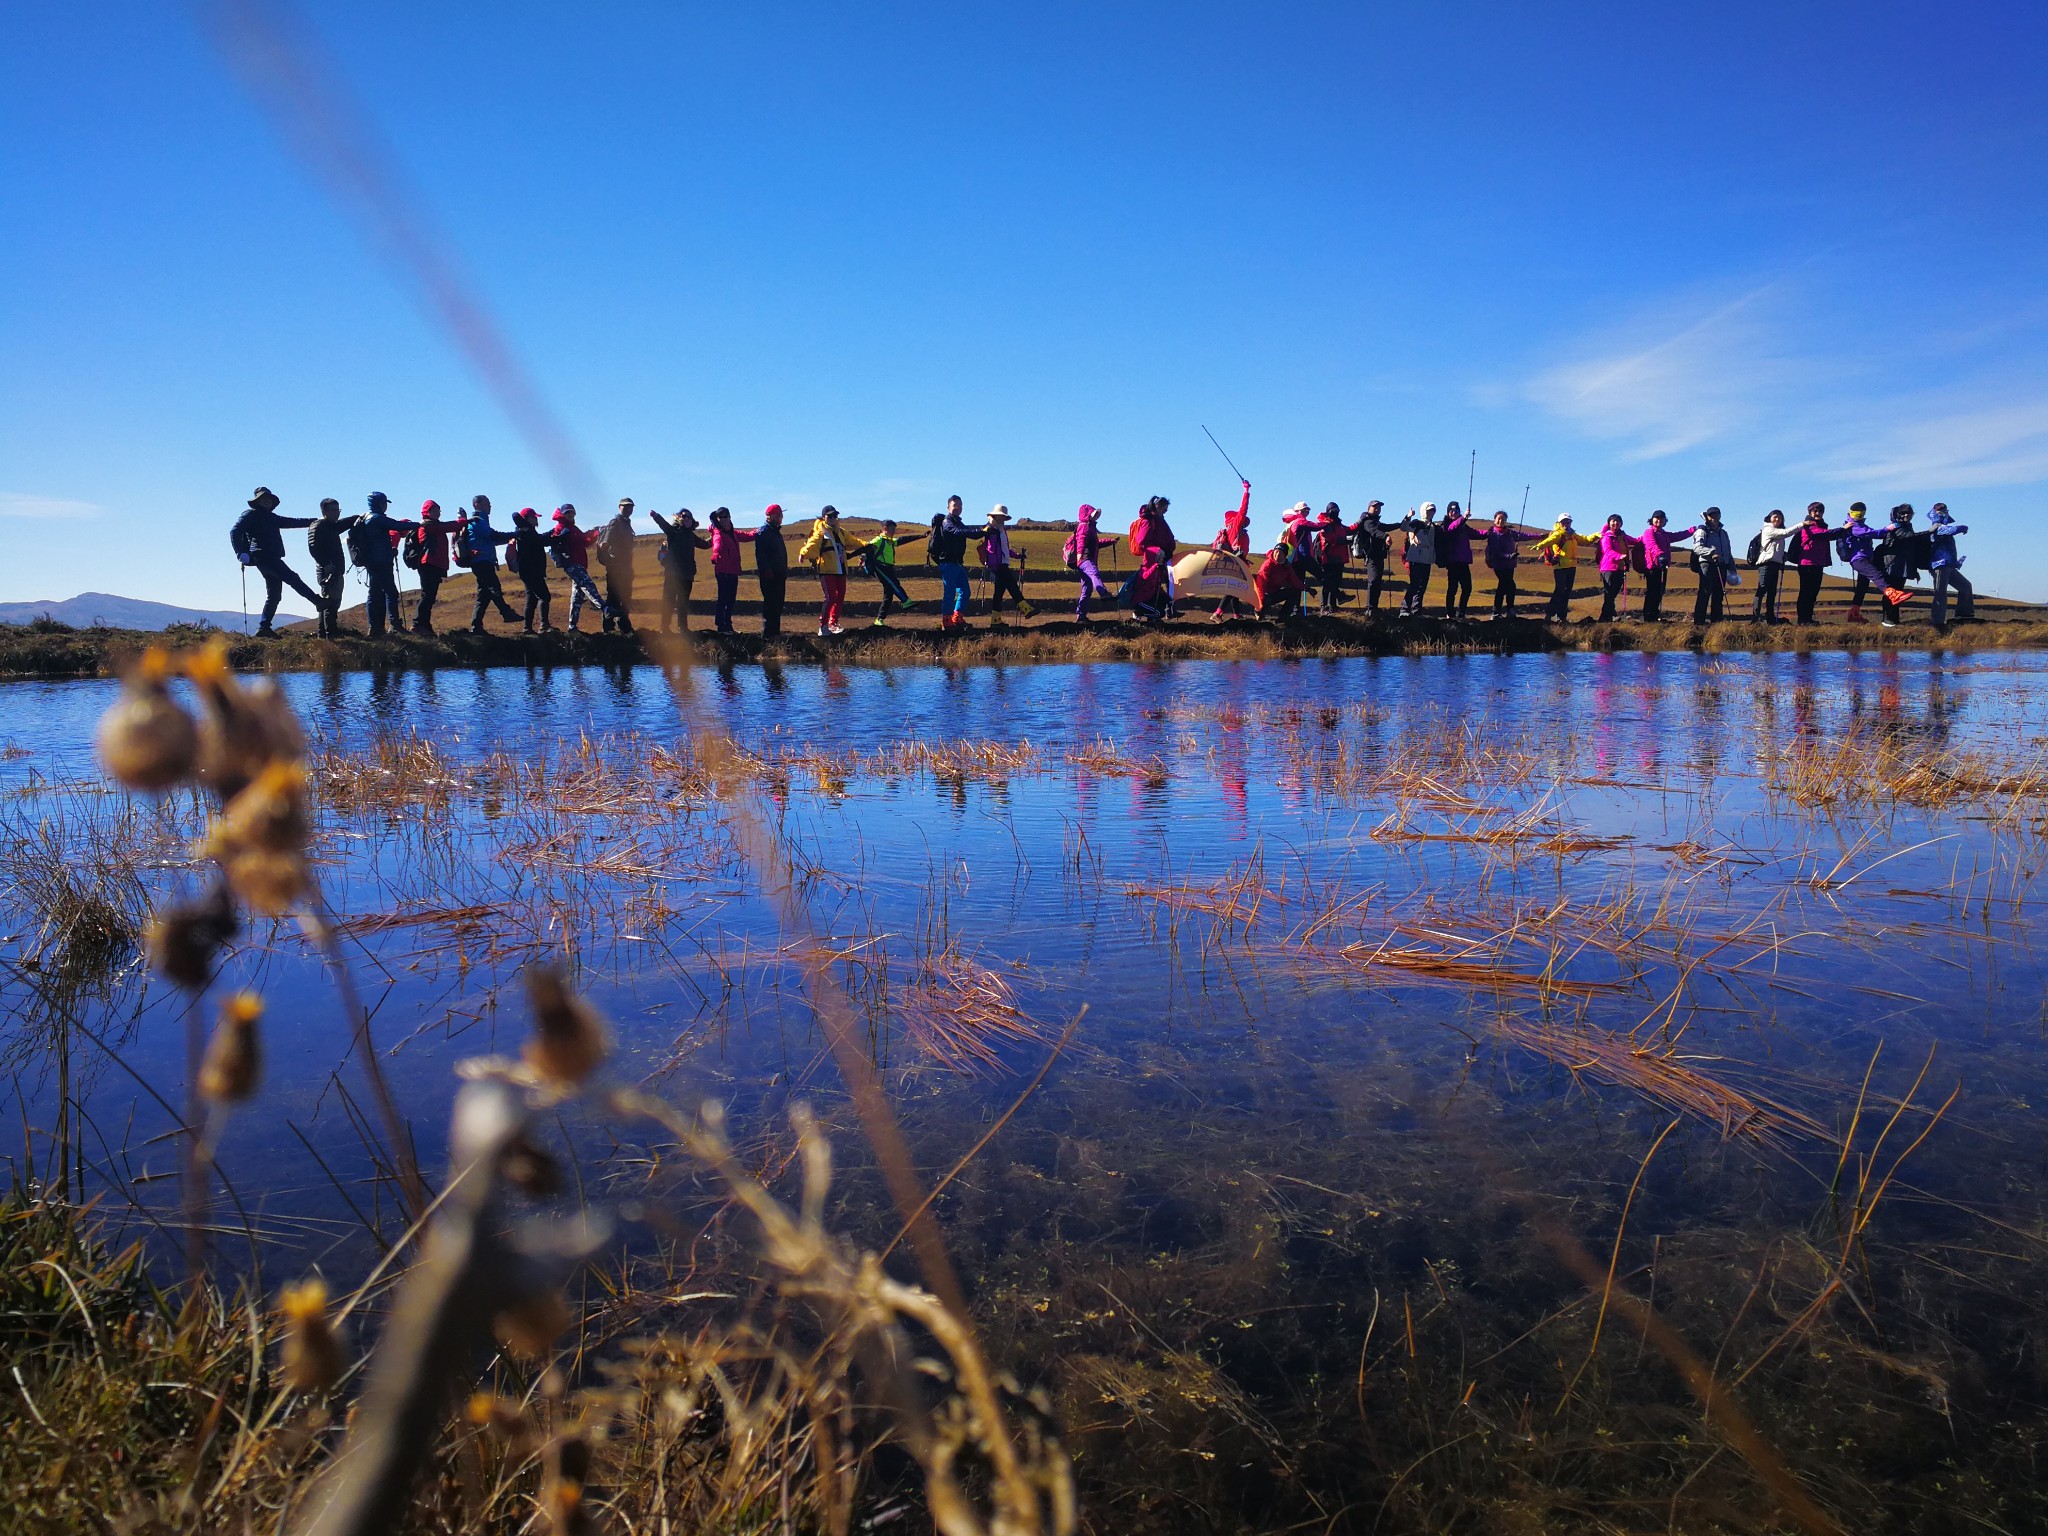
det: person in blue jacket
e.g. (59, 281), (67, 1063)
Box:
(1926, 503), (1974, 631)
(357, 492), (420, 639)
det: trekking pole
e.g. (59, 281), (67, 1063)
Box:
(1467, 450), (1476, 514)
(1201, 425), (1249, 486)
(239, 565), (249, 633)
(1520, 485), (1530, 521)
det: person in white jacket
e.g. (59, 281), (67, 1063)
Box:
(1749, 509), (1798, 623)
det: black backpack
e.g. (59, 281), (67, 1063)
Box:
(401, 528), (425, 570)
(229, 512), (258, 561)
(345, 519), (379, 569)
(1744, 532), (1764, 568)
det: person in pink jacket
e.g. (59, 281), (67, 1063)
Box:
(1635, 510), (1696, 622)
(1595, 514), (1635, 621)
(705, 506), (757, 633)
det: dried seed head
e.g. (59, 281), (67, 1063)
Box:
(198, 991), (262, 1104)
(146, 882), (241, 991)
(98, 651), (199, 792)
(199, 762), (311, 915)
(278, 1279), (344, 1394)
(523, 967), (607, 1087)
(494, 1289), (572, 1360)
(189, 644), (305, 800)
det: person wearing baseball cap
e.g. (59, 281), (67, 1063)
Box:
(356, 492), (419, 638)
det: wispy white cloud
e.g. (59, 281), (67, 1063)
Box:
(1516, 281), (2048, 493)
(1520, 285), (1805, 461)
(0, 492), (102, 520)
(1807, 397), (2048, 488)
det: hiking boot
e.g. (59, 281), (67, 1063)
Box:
(829, 623), (845, 635)
(255, 624), (277, 638)
(1881, 617), (1899, 629)
(1018, 599), (1037, 618)
(1883, 587), (1914, 607)
(872, 616), (887, 627)
(1845, 604), (1865, 623)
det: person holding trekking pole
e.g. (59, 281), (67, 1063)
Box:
(229, 487), (322, 638)
(1749, 509), (1797, 623)
(1529, 514), (1584, 620)
(980, 505), (1035, 623)
(1686, 506), (1735, 624)
(355, 492), (418, 639)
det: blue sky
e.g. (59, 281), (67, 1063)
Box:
(4, 2), (2045, 607)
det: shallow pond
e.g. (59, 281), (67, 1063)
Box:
(6, 650), (2048, 1533)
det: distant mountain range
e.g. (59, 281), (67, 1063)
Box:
(0, 592), (312, 632)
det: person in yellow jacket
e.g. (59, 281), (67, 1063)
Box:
(797, 504), (853, 634)
(1529, 515), (1586, 621)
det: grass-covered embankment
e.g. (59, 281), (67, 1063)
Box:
(3, 610), (2047, 679)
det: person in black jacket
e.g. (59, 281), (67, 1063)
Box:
(305, 497), (361, 637)
(507, 507), (559, 632)
(650, 508), (710, 632)
(357, 492), (419, 638)
(754, 503), (790, 636)
(230, 487), (321, 637)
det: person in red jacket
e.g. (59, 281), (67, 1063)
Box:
(410, 500), (452, 634)
(1314, 502), (1358, 612)
(1254, 542), (1305, 619)
(1211, 480), (1252, 618)
(548, 504), (613, 632)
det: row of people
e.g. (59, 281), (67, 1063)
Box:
(228, 485), (1976, 638)
(1233, 497), (1971, 631)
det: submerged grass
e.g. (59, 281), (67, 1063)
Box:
(10, 648), (2048, 1533)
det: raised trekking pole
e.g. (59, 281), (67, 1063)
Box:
(1201, 425), (1249, 486)
(1467, 450), (1476, 514)
(1520, 484), (1530, 522)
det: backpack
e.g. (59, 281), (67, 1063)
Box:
(1744, 532), (1764, 568)
(401, 528), (425, 570)
(452, 521), (475, 568)
(1062, 531), (1080, 570)
(344, 519), (378, 568)
(229, 512), (258, 562)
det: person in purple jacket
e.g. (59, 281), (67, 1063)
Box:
(1068, 503), (1116, 622)
(1595, 514), (1634, 621)
(1438, 501), (1477, 617)
(1636, 510), (1695, 622)
(1484, 511), (1523, 618)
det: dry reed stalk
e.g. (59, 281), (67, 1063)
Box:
(895, 950), (1051, 1077)
(1493, 1015), (1826, 1145)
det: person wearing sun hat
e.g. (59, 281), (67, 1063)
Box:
(228, 486), (323, 638)
(979, 504), (1036, 623)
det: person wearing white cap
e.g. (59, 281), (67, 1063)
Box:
(1398, 502), (1439, 615)
(980, 505), (1036, 622)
